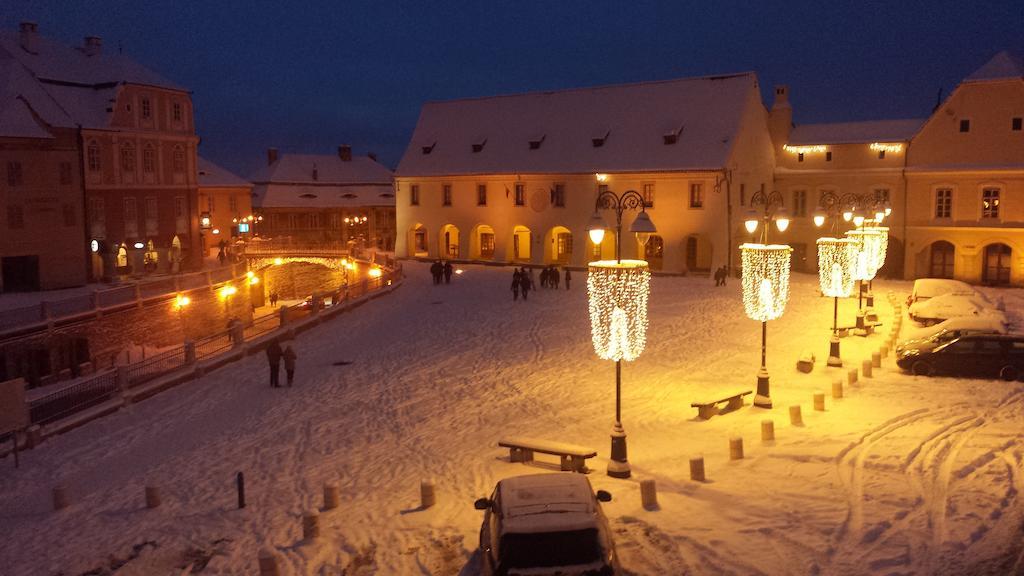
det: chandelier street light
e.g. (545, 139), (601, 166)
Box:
(587, 188), (656, 479)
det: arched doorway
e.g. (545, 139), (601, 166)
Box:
(644, 235), (664, 270)
(512, 225), (531, 261)
(685, 235), (712, 273)
(170, 236), (182, 273)
(471, 224), (496, 260)
(144, 240), (159, 272)
(983, 243), (1011, 285)
(929, 241), (955, 279)
(408, 224), (428, 257)
(440, 224), (460, 259)
(546, 226), (573, 264)
(116, 244), (129, 268)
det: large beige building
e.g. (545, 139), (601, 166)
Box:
(395, 73), (776, 274)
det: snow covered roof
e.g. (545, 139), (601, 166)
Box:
(0, 29), (185, 91)
(253, 183), (394, 209)
(964, 51), (1024, 83)
(198, 157), (251, 189)
(396, 72), (759, 177)
(250, 153), (393, 186)
(0, 58), (64, 138)
(787, 118), (925, 145)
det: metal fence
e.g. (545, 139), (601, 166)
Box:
(28, 369), (119, 426)
(127, 347), (186, 387)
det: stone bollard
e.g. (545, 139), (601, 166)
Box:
(420, 479), (436, 509)
(117, 364), (130, 404)
(848, 368), (858, 386)
(872, 352), (881, 368)
(640, 479), (658, 510)
(145, 485), (161, 509)
(832, 379), (844, 399)
(761, 419), (775, 442)
(689, 456), (706, 482)
(53, 486), (69, 511)
(278, 305), (289, 326)
(880, 346), (889, 359)
(26, 425), (42, 449)
(789, 405), (803, 426)
(862, 359), (873, 378)
(729, 437), (744, 460)
(302, 511), (320, 540)
(184, 339), (196, 364)
(323, 483), (339, 510)
(814, 392), (826, 412)
(258, 548), (280, 576)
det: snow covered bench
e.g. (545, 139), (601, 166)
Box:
(691, 390), (752, 420)
(498, 436), (597, 473)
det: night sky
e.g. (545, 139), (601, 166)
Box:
(4, 1), (1022, 177)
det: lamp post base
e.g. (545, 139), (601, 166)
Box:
(754, 368), (772, 408)
(607, 422), (630, 479)
(827, 336), (842, 367)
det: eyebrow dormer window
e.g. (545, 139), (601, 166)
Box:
(592, 130), (609, 148)
(421, 142), (436, 155)
(529, 135), (545, 150)
(663, 125), (683, 145)
(472, 138), (487, 153)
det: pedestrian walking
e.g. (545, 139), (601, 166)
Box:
(282, 341), (297, 387)
(511, 271), (521, 301)
(443, 261), (453, 284)
(217, 249), (226, 266)
(565, 268), (571, 290)
(266, 339), (282, 388)
(521, 274), (532, 301)
(552, 267), (560, 289)
(719, 266), (728, 286)
(269, 292), (279, 307)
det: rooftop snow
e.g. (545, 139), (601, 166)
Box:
(396, 72), (758, 176)
(198, 157), (251, 189)
(787, 118), (925, 145)
(249, 153), (393, 186)
(253, 184), (395, 209)
(964, 51), (1024, 83)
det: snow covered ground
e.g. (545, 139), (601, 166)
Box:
(2, 262), (1023, 575)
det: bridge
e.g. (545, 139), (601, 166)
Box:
(238, 238), (398, 273)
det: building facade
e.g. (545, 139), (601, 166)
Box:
(251, 146), (395, 251)
(395, 73), (776, 273)
(1, 22), (201, 284)
(197, 157), (254, 256)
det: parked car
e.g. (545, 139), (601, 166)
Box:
(908, 292), (1007, 326)
(896, 333), (1024, 380)
(896, 316), (1008, 356)
(474, 473), (619, 575)
(906, 278), (1004, 310)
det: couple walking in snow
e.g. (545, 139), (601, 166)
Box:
(265, 339), (297, 387)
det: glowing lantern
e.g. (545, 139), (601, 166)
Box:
(740, 244), (793, 322)
(587, 260), (650, 362)
(816, 238), (855, 298)
(368, 267), (383, 278)
(846, 229), (883, 281)
(865, 226), (889, 270)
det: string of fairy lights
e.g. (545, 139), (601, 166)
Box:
(846, 228), (884, 281)
(740, 244), (793, 322)
(816, 237), (855, 297)
(587, 260), (651, 362)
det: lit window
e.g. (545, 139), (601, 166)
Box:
(982, 188), (1000, 219)
(935, 188), (952, 219)
(689, 183), (704, 208)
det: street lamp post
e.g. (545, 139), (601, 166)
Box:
(742, 190), (791, 409)
(587, 187), (656, 479)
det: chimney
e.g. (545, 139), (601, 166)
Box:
(19, 22), (38, 54)
(338, 145), (352, 162)
(771, 85), (790, 110)
(312, 163), (319, 181)
(83, 36), (102, 57)
(768, 84), (793, 150)
(367, 152), (378, 162)
(267, 148), (279, 165)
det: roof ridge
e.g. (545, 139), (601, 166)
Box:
(422, 71), (756, 106)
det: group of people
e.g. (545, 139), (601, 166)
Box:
(265, 339), (298, 387)
(430, 260), (454, 285)
(713, 265), (729, 287)
(511, 266), (571, 301)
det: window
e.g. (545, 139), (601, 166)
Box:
(960, 119), (970, 133)
(172, 102), (183, 122)
(792, 190), (807, 217)
(826, 151), (832, 162)
(62, 204), (76, 227)
(7, 205), (24, 229)
(935, 188), (952, 219)
(89, 197), (105, 223)
(739, 183), (746, 206)
(87, 141), (101, 172)
(174, 197), (184, 218)
(982, 188), (1000, 219)
(514, 183), (525, 206)
(1013, 117), (1022, 131)
(689, 183), (704, 208)
(124, 197), (138, 237)
(798, 153), (804, 162)
(229, 195), (237, 213)
(878, 150), (886, 159)
(442, 184), (452, 206)
(7, 162), (23, 186)
(480, 232), (495, 257)
(59, 162), (72, 185)
(172, 146), (186, 173)
(874, 188), (890, 204)
(642, 183), (654, 208)
(121, 143), (135, 172)
(410, 184), (420, 206)
(208, 195), (215, 212)
(141, 97), (151, 119)
(145, 197), (158, 220)
(553, 183), (565, 207)
(477, 184), (487, 206)
(310, 213), (321, 228)
(143, 145), (155, 173)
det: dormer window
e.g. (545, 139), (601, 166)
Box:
(959, 119), (971, 133)
(341, 193), (358, 199)
(421, 142), (436, 155)
(472, 138), (487, 153)
(1013, 117), (1022, 131)
(529, 135), (545, 150)
(663, 125), (683, 145)
(592, 130), (609, 148)
(299, 193), (318, 199)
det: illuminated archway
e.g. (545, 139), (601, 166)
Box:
(545, 226), (573, 264)
(440, 224), (460, 259)
(116, 244), (128, 268)
(470, 224), (496, 260)
(511, 225), (532, 262)
(407, 223), (428, 258)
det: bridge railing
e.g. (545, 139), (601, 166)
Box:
(240, 238), (349, 256)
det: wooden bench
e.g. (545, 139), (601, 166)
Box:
(498, 436), (597, 473)
(691, 390), (752, 420)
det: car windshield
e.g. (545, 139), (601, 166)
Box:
(501, 528), (602, 568)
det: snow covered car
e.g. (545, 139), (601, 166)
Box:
(906, 278), (975, 307)
(908, 292), (1007, 326)
(896, 333), (1024, 380)
(474, 473), (619, 575)
(896, 316), (1008, 356)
